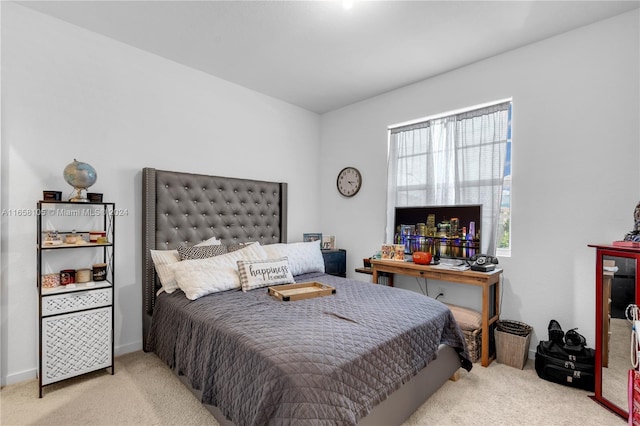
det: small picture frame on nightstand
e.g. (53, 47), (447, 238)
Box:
(303, 233), (323, 243)
(322, 235), (336, 250)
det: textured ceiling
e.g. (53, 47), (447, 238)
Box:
(17, 1), (640, 113)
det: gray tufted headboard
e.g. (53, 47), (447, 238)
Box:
(141, 167), (288, 348)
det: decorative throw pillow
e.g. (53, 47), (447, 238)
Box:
(150, 249), (181, 293)
(262, 240), (325, 276)
(177, 243), (227, 260)
(237, 257), (295, 292)
(150, 239), (223, 294)
(226, 242), (252, 252)
(169, 242), (268, 300)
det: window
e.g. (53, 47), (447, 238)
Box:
(496, 105), (512, 256)
(386, 100), (512, 256)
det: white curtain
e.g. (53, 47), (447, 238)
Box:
(386, 102), (511, 255)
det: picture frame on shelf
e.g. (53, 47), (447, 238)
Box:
(381, 244), (406, 261)
(381, 244), (394, 260)
(303, 233), (323, 243)
(322, 235), (336, 250)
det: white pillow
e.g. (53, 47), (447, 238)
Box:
(169, 242), (268, 300)
(237, 257), (295, 292)
(150, 238), (222, 294)
(195, 237), (221, 246)
(262, 240), (325, 276)
(150, 249), (181, 293)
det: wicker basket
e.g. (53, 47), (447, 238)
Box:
(495, 320), (533, 369)
(496, 320), (532, 336)
(446, 303), (483, 363)
(462, 328), (481, 363)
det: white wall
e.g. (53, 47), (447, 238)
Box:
(319, 10), (640, 358)
(1, 3), (321, 385)
(2, 4), (638, 386)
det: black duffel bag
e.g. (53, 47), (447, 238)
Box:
(534, 339), (595, 391)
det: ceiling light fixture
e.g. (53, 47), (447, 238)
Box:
(342, 0), (354, 10)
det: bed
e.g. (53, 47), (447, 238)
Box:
(141, 167), (472, 426)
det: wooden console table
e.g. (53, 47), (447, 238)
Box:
(370, 259), (503, 367)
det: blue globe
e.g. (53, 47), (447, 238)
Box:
(64, 159), (97, 189)
(63, 159), (97, 201)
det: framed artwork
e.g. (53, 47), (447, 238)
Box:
(322, 235), (336, 250)
(381, 244), (406, 261)
(303, 233), (323, 243)
(381, 244), (394, 260)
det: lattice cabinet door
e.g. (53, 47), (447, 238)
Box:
(41, 306), (112, 385)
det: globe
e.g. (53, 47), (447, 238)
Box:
(63, 159), (97, 202)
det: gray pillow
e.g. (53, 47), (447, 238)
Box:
(177, 243), (227, 260)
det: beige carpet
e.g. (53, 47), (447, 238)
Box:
(0, 351), (624, 426)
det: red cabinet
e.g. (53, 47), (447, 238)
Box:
(589, 243), (640, 419)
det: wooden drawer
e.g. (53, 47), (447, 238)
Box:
(42, 288), (112, 316)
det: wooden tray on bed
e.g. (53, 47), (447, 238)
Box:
(268, 282), (336, 302)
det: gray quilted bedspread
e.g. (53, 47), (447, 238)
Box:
(147, 273), (472, 426)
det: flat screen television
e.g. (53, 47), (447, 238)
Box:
(394, 204), (482, 260)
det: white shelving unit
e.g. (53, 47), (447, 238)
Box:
(36, 200), (115, 397)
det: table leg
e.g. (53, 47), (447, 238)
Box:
(495, 278), (500, 319)
(481, 283), (490, 367)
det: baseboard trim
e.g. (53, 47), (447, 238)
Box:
(2, 341), (143, 386)
(115, 341), (142, 357)
(2, 367), (36, 387)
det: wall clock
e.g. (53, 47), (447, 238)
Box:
(336, 167), (362, 197)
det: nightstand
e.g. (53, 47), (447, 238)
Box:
(322, 249), (346, 277)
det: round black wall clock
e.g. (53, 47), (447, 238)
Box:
(336, 167), (362, 197)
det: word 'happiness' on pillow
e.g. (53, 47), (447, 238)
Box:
(237, 257), (295, 292)
(262, 240), (325, 276)
(169, 242), (268, 300)
(177, 243), (227, 260)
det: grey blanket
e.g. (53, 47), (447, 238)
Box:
(147, 273), (471, 425)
